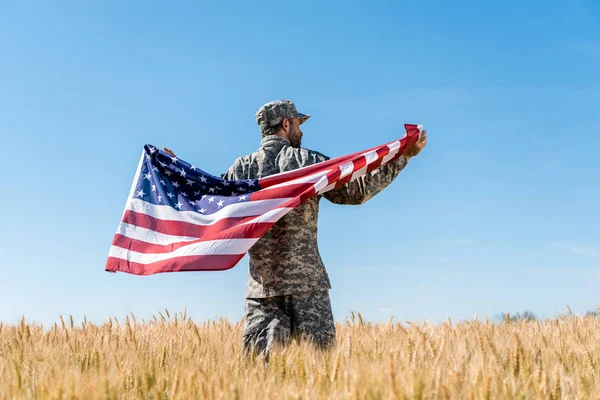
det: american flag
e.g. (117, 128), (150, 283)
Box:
(105, 124), (423, 275)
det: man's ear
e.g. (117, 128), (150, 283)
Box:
(281, 118), (290, 132)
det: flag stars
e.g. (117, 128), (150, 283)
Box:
(208, 187), (216, 193)
(158, 195), (162, 202)
(188, 200), (196, 206)
(159, 161), (167, 168)
(208, 196), (215, 203)
(167, 193), (174, 199)
(152, 166), (159, 172)
(190, 165), (197, 171)
(144, 173), (152, 180)
(217, 200), (224, 208)
(172, 181), (180, 188)
(199, 175), (208, 183)
(160, 179), (166, 186)
(136, 189), (146, 198)
(198, 208), (206, 214)
(165, 170), (172, 176)
(247, 180), (256, 187)
(179, 168), (186, 178)
(186, 179), (195, 186)
(238, 195), (247, 201)
(170, 156), (178, 164)
(151, 184), (157, 192)
(175, 201), (183, 209)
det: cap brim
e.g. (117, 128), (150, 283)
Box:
(297, 112), (310, 124)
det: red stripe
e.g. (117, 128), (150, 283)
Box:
(105, 254), (245, 275)
(123, 210), (278, 239)
(249, 182), (317, 202)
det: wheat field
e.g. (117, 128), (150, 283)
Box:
(0, 310), (598, 399)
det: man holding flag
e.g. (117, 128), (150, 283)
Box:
(110, 99), (426, 359)
(164, 100), (428, 358)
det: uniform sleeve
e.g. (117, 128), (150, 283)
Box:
(321, 154), (409, 205)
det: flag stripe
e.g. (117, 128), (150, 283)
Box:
(109, 236), (259, 264)
(106, 254), (244, 274)
(118, 206), (292, 244)
(127, 197), (292, 225)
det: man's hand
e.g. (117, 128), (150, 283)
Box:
(405, 130), (427, 159)
(163, 147), (176, 157)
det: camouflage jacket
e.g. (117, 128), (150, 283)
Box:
(222, 135), (408, 298)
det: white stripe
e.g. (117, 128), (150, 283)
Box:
(118, 223), (198, 245)
(265, 169), (331, 190)
(339, 161), (354, 179)
(381, 141), (400, 165)
(118, 207), (294, 246)
(127, 198), (291, 226)
(108, 237), (259, 264)
(244, 207), (293, 224)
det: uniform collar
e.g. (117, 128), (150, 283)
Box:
(259, 135), (290, 149)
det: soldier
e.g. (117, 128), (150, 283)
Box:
(220, 100), (427, 360)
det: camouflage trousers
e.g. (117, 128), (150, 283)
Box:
(241, 290), (336, 358)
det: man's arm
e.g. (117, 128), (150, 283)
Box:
(321, 130), (428, 205)
(321, 155), (409, 205)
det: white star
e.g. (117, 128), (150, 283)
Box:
(201, 195), (207, 199)
(144, 173), (152, 180)
(170, 156), (178, 164)
(199, 175), (208, 183)
(149, 146), (156, 154)
(179, 168), (186, 178)
(145, 153), (151, 160)
(159, 161), (167, 168)
(175, 201), (183, 209)
(160, 179), (166, 185)
(188, 200), (196, 206)
(181, 192), (188, 197)
(194, 191), (201, 196)
(198, 208), (206, 214)
(190, 165), (197, 171)
(186, 179), (194, 186)
(217, 200), (224, 208)
(231, 192), (238, 196)
(151, 184), (156, 192)
(238, 195), (247, 201)
(165, 170), (172, 176)
(152, 166), (158, 172)
(172, 181), (180, 188)
(222, 181), (230, 187)
(208, 196), (215, 203)
(136, 189), (145, 198)
(158, 195), (162, 202)
(247, 180), (256, 187)
(208, 187), (216, 193)
(167, 192), (174, 199)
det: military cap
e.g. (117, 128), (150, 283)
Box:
(255, 100), (310, 133)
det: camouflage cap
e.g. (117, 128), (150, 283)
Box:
(255, 100), (310, 133)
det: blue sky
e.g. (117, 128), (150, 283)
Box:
(1, 1), (599, 326)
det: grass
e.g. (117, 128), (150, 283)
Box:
(0, 310), (598, 399)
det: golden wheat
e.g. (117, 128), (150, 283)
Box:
(0, 311), (598, 399)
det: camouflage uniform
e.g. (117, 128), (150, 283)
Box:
(222, 100), (409, 358)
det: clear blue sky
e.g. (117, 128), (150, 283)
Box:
(1, 1), (598, 326)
